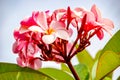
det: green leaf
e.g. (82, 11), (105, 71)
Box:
(0, 62), (54, 80)
(94, 30), (120, 80)
(91, 60), (98, 80)
(95, 51), (120, 80)
(74, 64), (89, 80)
(117, 76), (120, 80)
(103, 77), (112, 80)
(39, 68), (74, 80)
(94, 50), (113, 78)
(102, 30), (120, 55)
(94, 50), (102, 61)
(76, 50), (94, 70)
(61, 63), (71, 73)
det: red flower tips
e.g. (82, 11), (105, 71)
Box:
(13, 5), (114, 69)
(67, 6), (72, 27)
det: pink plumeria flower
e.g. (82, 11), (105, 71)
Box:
(13, 29), (42, 69)
(91, 4), (114, 39)
(13, 40), (42, 70)
(26, 11), (70, 44)
(73, 4), (114, 40)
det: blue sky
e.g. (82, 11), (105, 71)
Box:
(0, 0), (120, 79)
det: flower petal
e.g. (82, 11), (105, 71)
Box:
(12, 42), (18, 53)
(50, 21), (65, 30)
(95, 18), (114, 36)
(12, 41), (27, 53)
(86, 11), (95, 23)
(42, 34), (56, 44)
(17, 57), (26, 67)
(56, 29), (69, 40)
(73, 7), (84, 17)
(20, 16), (37, 27)
(53, 9), (66, 20)
(35, 12), (48, 30)
(29, 58), (42, 70)
(100, 18), (114, 30)
(13, 29), (20, 40)
(28, 26), (44, 32)
(91, 4), (101, 21)
(83, 12), (96, 31)
(27, 43), (36, 56)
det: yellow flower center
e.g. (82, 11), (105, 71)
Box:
(45, 28), (55, 35)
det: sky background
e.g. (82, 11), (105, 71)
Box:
(0, 0), (120, 80)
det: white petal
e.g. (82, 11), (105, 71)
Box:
(42, 34), (56, 44)
(28, 26), (44, 32)
(56, 29), (69, 40)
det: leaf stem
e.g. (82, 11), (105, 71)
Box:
(66, 61), (80, 80)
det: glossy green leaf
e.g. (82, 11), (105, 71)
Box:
(74, 64), (89, 80)
(61, 63), (71, 73)
(76, 50), (94, 70)
(94, 50), (113, 78)
(103, 77), (112, 80)
(94, 50), (102, 61)
(92, 30), (120, 80)
(0, 62), (54, 80)
(101, 30), (120, 55)
(95, 51), (120, 80)
(39, 68), (74, 80)
(91, 60), (98, 80)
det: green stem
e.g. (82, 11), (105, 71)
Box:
(66, 61), (80, 80)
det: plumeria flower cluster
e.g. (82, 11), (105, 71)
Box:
(13, 4), (114, 70)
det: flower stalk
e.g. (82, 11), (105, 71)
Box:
(66, 61), (80, 80)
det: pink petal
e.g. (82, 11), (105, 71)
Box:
(74, 7), (85, 12)
(100, 18), (114, 31)
(12, 42), (19, 53)
(35, 12), (48, 30)
(56, 29), (69, 40)
(13, 29), (20, 40)
(50, 21), (65, 30)
(32, 59), (42, 70)
(17, 57), (26, 67)
(53, 9), (66, 20)
(20, 12), (38, 27)
(19, 26), (29, 33)
(85, 11), (95, 23)
(73, 7), (84, 17)
(91, 4), (101, 21)
(27, 43), (36, 57)
(13, 29), (30, 40)
(83, 12), (96, 31)
(12, 41), (27, 54)
(42, 34), (56, 44)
